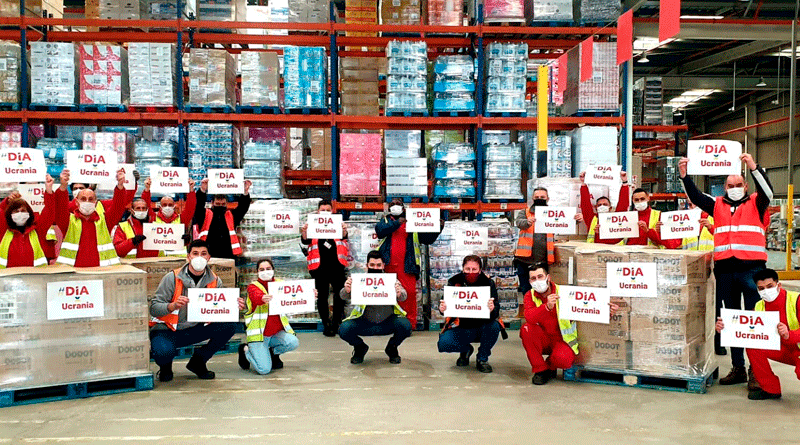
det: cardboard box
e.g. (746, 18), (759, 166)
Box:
(629, 313), (705, 343)
(630, 338), (706, 375)
(577, 309), (630, 340)
(121, 257), (237, 299)
(628, 250), (711, 284)
(577, 336), (631, 368)
(574, 243), (630, 287)
(630, 283), (707, 315)
(550, 241), (579, 285)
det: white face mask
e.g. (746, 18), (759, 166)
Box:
(258, 270), (274, 281)
(596, 205), (610, 213)
(190, 256), (208, 272)
(133, 210), (148, 220)
(318, 210), (332, 215)
(11, 212), (29, 226)
(531, 279), (549, 294)
(634, 201), (649, 212)
(389, 205), (404, 216)
(160, 206), (175, 217)
(727, 187), (745, 201)
(758, 286), (780, 303)
(78, 201), (96, 216)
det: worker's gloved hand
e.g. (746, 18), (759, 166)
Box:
(182, 234), (192, 244)
(132, 234), (147, 245)
(132, 170), (141, 182)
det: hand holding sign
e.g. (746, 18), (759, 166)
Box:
(0, 148), (47, 182)
(442, 286), (491, 319)
(558, 285), (610, 324)
(534, 206), (577, 235)
(406, 207), (441, 233)
(66, 150), (118, 185)
(660, 208), (702, 240)
(598, 211), (639, 239)
(208, 169), (244, 194)
(351, 273), (397, 305)
(687, 140), (742, 176)
(720, 308), (780, 351)
(584, 165), (622, 186)
(307, 213), (343, 239)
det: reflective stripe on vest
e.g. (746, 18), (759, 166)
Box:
(199, 209), (242, 255)
(243, 281), (295, 342)
(755, 290), (800, 349)
(376, 224), (422, 270)
(57, 205), (120, 267)
(714, 225), (765, 235)
(515, 208), (554, 261)
(531, 284), (579, 355)
(0, 229), (47, 268)
(307, 238), (349, 271)
(712, 195), (768, 262)
(149, 268), (219, 330)
(345, 302), (407, 321)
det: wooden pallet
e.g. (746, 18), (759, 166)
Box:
(284, 107), (329, 115)
(432, 110), (476, 117)
(385, 195), (430, 203)
(184, 104), (234, 113)
(168, 338), (243, 361)
(78, 104), (128, 113)
(291, 321), (325, 332)
(0, 102), (20, 111)
(236, 105), (282, 115)
(385, 110), (429, 117)
(339, 195), (385, 204)
(29, 104), (79, 112)
(484, 110), (528, 117)
(571, 110), (622, 117)
(0, 373), (153, 408)
(127, 106), (178, 113)
(563, 365), (719, 394)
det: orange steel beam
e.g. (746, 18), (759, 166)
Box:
(337, 36), (471, 47)
(333, 23), (478, 34)
(192, 33), (330, 46)
(336, 115), (477, 130)
(46, 31), (184, 43)
(481, 116), (624, 130)
(632, 125), (688, 132)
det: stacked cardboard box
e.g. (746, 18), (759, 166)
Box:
(78, 44), (128, 106)
(570, 125), (618, 176)
(1, 0), (63, 17)
(30, 42), (77, 107)
(305, 128), (332, 170)
(562, 41), (619, 116)
(128, 43), (175, 107)
(143, 0), (178, 19)
(194, 0), (245, 21)
(0, 42), (20, 105)
(240, 51), (280, 108)
(345, 0), (379, 51)
(187, 48), (236, 108)
(527, 0), (573, 22)
(82, 132), (133, 164)
(385, 130), (426, 197)
(289, 0), (327, 22)
(340, 57), (379, 116)
(0, 266), (149, 390)
(339, 133), (381, 196)
(427, 0), (461, 25)
(99, 0), (141, 19)
(380, 0), (421, 25)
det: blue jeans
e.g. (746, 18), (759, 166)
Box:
(245, 331), (300, 375)
(338, 315), (412, 348)
(149, 322), (237, 368)
(715, 263), (765, 367)
(437, 321), (502, 362)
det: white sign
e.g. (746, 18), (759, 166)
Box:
(66, 150), (118, 185)
(360, 230), (380, 255)
(17, 183), (45, 213)
(0, 148), (47, 183)
(687, 140), (742, 176)
(46, 279), (105, 320)
(585, 164), (622, 186)
(208, 168), (244, 195)
(659, 208), (702, 240)
(558, 285), (611, 324)
(606, 262), (658, 298)
(264, 210), (300, 234)
(720, 308), (780, 351)
(534, 206), (577, 235)
(186, 288), (240, 322)
(268, 279), (316, 315)
(443, 285), (491, 319)
(307, 213), (343, 239)
(142, 223), (185, 251)
(98, 163), (136, 192)
(406, 207), (441, 233)
(150, 166), (189, 194)
(598, 211), (639, 239)
(351, 273), (397, 306)
(454, 226), (489, 254)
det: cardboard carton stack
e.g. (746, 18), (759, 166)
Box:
(128, 43), (175, 108)
(240, 51), (280, 109)
(289, 0), (327, 22)
(30, 42), (78, 107)
(283, 46), (327, 111)
(304, 128), (332, 170)
(78, 44), (128, 107)
(0, 266), (149, 390)
(562, 42), (619, 116)
(385, 130), (427, 197)
(380, 0), (421, 25)
(0, 42), (20, 105)
(99, 0), (141, 19)
(345, 0), (379, 51)
(1, 0), (64, 17)
(427, 0), (462, 25)
(340, 57), (379, 116)
(187, 48), (236, 108)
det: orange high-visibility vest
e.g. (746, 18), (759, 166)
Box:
(515, 208), (554, 263)
(712, 194), (768, 262)
(149, 268), (219, 331)
(198, 209), (242, 256)
(307, 239), (348, 270)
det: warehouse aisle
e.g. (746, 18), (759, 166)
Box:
(2, 331), (797, 444)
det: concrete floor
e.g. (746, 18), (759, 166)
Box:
(1, 331), (798, 445)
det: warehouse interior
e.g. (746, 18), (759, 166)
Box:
(1, 0), (800, 442)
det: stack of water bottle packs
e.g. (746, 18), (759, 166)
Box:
(432, 142), (476, 199)
(386, 40), (428, 115)
(432, 55), (475, 114)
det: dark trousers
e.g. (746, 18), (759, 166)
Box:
(149, 322), (237, 368)
(311, 265), (347, 328)
(715, 264), (765, 368)
(437, 321), (502, 362)
(338, 315), (412, 348)
(514, 259), (532, 296)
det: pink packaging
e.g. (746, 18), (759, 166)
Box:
(339, 133), (382, 195)
(484, 0), (524, 21)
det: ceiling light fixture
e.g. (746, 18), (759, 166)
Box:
(756, 77), (767, 87)
(638, 54), (650, 63)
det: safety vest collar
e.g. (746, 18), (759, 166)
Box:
(0, 229), (47, 268)
(244, 281), (295, 341)
(150, 266), (219, 331)
(755, 289), (800, 348)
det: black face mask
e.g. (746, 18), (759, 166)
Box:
(212, 205), (227, 212)
(367, 267), (383, 274)
(532, 199), (547, 207)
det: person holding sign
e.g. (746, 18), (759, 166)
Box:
(339, 251), (411, 365)
(680, 203), (715, 251)
(579, 170), (630, 244)
(149, 240), (245, 382)
(0, 174), (57, 268)
(679, 153), (773, 383)
(625, 188), (681, 249)
(376, 199), (443, 327)
(142, 176), (197, 231)
(193, 177), (252, 259)
(55, 169), (130, 267)
(237, 258), (302, 375)
(715, 269), (800, 400)
(301, 199), (350, 337)
(437, 255), (505, 374)
(112, 197), (158, 258)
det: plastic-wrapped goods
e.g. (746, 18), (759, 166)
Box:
(574, 0), (621, 23)
(135, 140), (178, 191)
(289, 0), (327, 22)
(243, 140), (283, 199)
(240, 51), (280, 108)
(380, 0), (420, 25)
(562, 41), (619, 116)
(429, 220), (519, 323)
(187, 48), (236, 108)
(427, 0), (461, 25)
(99, 0), (140, 19)
(345, 0), (379, 52)
(340, 57), (379, 116)
(344, 221), (381, 274)
(284, 46), (327, 111)
(656, 156), (682, 194)
(486, 43), (527, 115)
(77, 44), (128, 106)
(484, 0), (524, 22)
(385, 130), (426, 197)
(384, 129), (422, 158)
(570, 125), (617, 176)
(386, 40), (428, 115)
(0, 266), (150, 390)
(0, 42), (20, 105)
(432, 142), (475, 199)
(82, 132), (133, 166)
(187, 123), (236, 184)
(433, 55), (475, 113)
(340, 133), (381, 196)
(128, 43), (175, 108)
(0, 131), (20, 149)
(144, 0), (178, 19)
(634, 77), (664, 126)
(520, 131), (572, 178)
(30, 42), (78, 107)
(192, 0), (246, 21)
(527, 0), (573, 22)
(484, 141), (523, 200)
(36, 138), (81, 178)
(238, 198), (320, 257)
(424, 129), (464, 161)
(245, 3), (288, 38)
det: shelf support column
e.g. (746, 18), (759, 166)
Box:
(621, 60), (633, 173)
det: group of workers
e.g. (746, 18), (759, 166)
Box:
(2, 152), (797, 400)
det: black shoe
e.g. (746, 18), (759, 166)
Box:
(476, 360), (493, 373)
(715, 347), (728, 356)
(351, 343), (369, 364)
(385, 344), (401, 364)
(747, 365), (760, 392)
(237, 344), (250, 370)
(323, 326), (336, 337)
(456, 345), (474, 367)
(532, 370), (552, 385)
(270, 348), (283, 370)
(748, 388), (781, 400)
(157, 367), (173, 382)
(719, 366), (747, 385)
(186, 354), (215, 380)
